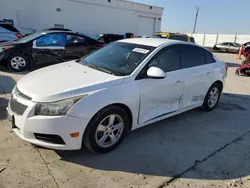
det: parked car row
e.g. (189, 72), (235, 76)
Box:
(152, 32), (195, 43)
(0, 30), (104, 71)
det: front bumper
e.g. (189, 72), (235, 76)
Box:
(0, 51), (6, 65)
(7, 96), (90, 150)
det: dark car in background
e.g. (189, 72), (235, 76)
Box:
(152, 32), (194, 42)
(213, 42), (241, 53)
(0, 23), (22, 43)
(0, 30), (103, 71)
(93, 33), (124, 44)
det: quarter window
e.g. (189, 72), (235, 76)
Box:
(205, 50), (215, 64)
(36, 33), (65, 47)
(180, 45), (206, 68)
(148, 46), (181, 72)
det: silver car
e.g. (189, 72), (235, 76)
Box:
(213, 42), (241, 53)
(0, 23), (22, 43)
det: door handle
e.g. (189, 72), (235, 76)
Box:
(175, 80), (182, 84)
(206, 72), (212, 75)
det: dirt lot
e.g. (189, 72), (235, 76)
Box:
(0, 53), (250, 188)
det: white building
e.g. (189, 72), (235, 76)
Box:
(0, 0), (163, 36)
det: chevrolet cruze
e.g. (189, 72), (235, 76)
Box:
(7, 38), (227, 153)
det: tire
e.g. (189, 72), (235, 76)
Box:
(201, 82), (222, 111)
(83, 105), (130, 153)
(7, 54), (29, 72)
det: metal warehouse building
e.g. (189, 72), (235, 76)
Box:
(0, 0), (163, 36)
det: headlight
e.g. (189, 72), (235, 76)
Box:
(35, 96), (87, 116)
(0, 46), (14, 52)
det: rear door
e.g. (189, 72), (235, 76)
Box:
(228, 43), (238, 52)
(179, 45), (213, 108)
(221, 43), (229, 51)
(65, 34), (98, 60)
(32, 33), (66, 65)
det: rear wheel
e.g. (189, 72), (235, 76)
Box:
(7, 54), (29, 72)
(201, 83), (222, 111)
(83, 106), (130, 153)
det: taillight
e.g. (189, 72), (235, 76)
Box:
(96, 43), (104, 48)
(16, 33), (22, 39)
(2, 46), (14, 51)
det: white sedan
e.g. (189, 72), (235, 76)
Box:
(7, 38), (227, 153)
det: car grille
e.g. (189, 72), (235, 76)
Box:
(9, 95), (28, 115)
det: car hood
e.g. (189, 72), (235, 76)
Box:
(17, 61), (124, 102)
(0, 41), (19, 47)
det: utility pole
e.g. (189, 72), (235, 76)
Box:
(193, 6), (199, 33)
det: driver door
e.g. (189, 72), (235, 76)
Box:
(138, 45), (184, 124)
(32, 33), (66, 65)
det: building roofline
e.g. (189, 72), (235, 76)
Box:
(119, 0), (164, 10)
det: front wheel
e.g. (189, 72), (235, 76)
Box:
(83, 106), (130, 153)
(201, 83), (222, 111)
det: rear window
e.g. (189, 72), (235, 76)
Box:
(0, 24), (19, 32)
(152, 34), (166, 39)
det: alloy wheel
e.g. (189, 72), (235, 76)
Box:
(208, 87), (219, 108)
(95, 114), (124, 148)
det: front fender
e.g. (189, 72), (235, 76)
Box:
(67, 79), (140, 130)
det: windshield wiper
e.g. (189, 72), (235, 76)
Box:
(86, 63), (114, 75)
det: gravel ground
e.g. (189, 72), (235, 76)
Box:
(0, 53), (250, 188)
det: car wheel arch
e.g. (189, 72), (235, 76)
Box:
(87, 103), (133, 132)
(213, 80), (223, 91)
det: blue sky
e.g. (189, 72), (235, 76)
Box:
(131, 0), (246, 34)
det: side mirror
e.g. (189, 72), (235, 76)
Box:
(147, 67), (166, 79)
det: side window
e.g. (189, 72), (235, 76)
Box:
(205, 50), (216, 64)
(148, 46), (181, 72)
(181, 45), (206, 68)
(228, 43), (235, 47)
(36, 33), (65, 47)
(66, 34), (86, 44)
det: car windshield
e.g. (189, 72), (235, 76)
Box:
(80, 42), (155, 76)
(17, 32), (47, 43)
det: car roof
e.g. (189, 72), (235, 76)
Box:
(42, 30), (74, 34)
(119, 38), (192, 47)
